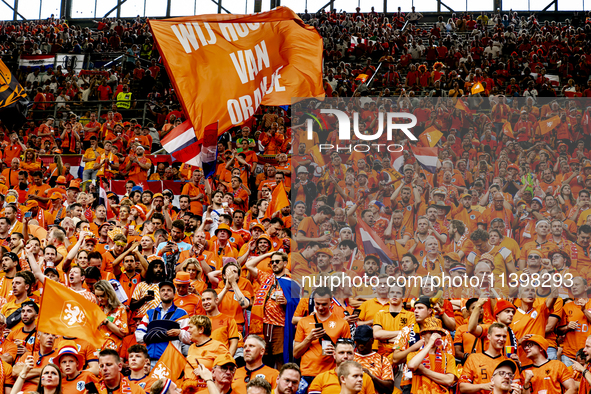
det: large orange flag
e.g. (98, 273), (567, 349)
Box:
(266, 181), (290, 218)
(150, 343), (187, 384)
(455, 98), (474, 113)
(538, 115), (561, 135)
(38, 280), (107, 349)
(502, 121), (514, 139)
(149, 7), (325, 140)
(419, 126), (443, 147)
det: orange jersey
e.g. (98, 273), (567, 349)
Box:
(406, 351), (458, 394)
(560, 300), (591, 359)
(459, 352), (514, 394)
(209, 313), (240, 349)
(355, 352), (394, 381)
(522, 360), (572, 394)
(308, 369), (375, 394)
(62, 371), (99, 394)
(174, 293), (205, 316)
(294, 313), (351, 376)
(232, 366), (278, 394)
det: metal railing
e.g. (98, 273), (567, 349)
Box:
(27, 99), (160, 125)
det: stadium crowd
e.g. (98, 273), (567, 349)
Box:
(0, 5), (591, 394)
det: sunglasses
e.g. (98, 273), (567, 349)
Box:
(336, 338), (354, 345)
(528, 255), (541, 260)
(270, 259), (284, 264)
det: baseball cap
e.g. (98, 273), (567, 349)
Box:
(354, 325), (374, 342)
(494, 359), (518, 374)
(158, 280), (176, 293)
(213, 354), (236, 368)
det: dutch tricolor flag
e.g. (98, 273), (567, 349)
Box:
(410, 146), (439, 174)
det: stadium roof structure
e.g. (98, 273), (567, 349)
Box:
(0, 0), (588, 21)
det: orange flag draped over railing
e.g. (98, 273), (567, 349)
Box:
(37, 280), (107, 349)
(150, 343), (187, 384)
(149, 7), (325, 139)
(266, 181), (290, 218)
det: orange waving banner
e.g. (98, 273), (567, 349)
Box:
(149, 7), (325, 137)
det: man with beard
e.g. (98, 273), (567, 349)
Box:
(202, 289), (239, 356)
(136, 280), (190, 365)
(6, 300), (38, 360)
(384, 210), (411, 247)
(174, 195), (192, 221)
(0, 251), (18, 300)
(443, 220), (474, 259)
(130, 260), (166, 320)
(466, 229), (516, 277)
(407, 217), (432, 260)
(487, 360), (521, 394)
(233, 335), (279, 393)
(519, 219), (557, 268)
(4, 204), (23, 236)
(125, 145), (152, 185)
(26, 171), (50, 206)
(246, 251), (293, 369)
(521, 335), (575, 394)
(314, 248), (334, 277)
(424, 205), (448, 244)
(390, 181), (422, 234)
(451, 193), (481, 234)
(459, 323), (515, 394)
(480, 193), (515, 234)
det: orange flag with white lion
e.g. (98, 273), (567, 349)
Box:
(37, 280), (107, 349)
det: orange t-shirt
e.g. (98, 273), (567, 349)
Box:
(174, 293), (205, 316)
(522, 360), (572, 394)
(560, 300), (591, 359)
(294, 313), (351, 376)
(232, 366), (278, 394)
(62, 371), (99, 394)
(209, 313), (240, 349)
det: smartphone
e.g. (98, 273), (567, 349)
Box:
(24, 211), (32, 218)
(353, 308), (361, 316)
(85, 383), (99, 394)
(147, 290), (155, 297)
(315, 322), (324, 330)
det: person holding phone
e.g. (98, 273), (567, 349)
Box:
(12, 331), (58, 392)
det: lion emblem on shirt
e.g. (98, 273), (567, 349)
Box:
(151, 364), (170, 379)
(60, 302), (87, 328)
